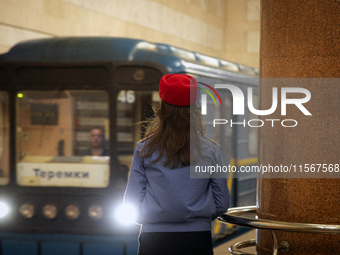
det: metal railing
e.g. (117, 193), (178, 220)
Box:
(218, 206), (340, 255)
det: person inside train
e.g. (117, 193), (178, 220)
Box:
(124, 74), (230, 255)
(88, 128), (109, 156)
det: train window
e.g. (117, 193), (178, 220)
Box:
(116, 90), (157, 178)
(249, 93), (259, 155)
(0, 92), (9, 185)
(16, 90), (110, 188)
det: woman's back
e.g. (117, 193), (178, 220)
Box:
(123, 74), (230, 255)
(125, 135), (229, 232)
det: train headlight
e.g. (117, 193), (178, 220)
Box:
(42, 204), (57, 219)
(20, 203), (35, 218)
(88, 205), (103, 220)
(115, 203), (137, 225)
(65, 205), (80, 220)
(0, 202), (10, 218)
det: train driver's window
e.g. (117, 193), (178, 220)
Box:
(116, 90), (157, 186)
(0, 92), (9, 185)
(249, 93), (259, 155)
(16, 90), (110, 188)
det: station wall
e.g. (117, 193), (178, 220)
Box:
(0, 0), (260, 67)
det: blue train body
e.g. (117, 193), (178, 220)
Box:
(0, 37), (258, 255)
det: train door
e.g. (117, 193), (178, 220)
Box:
(232, 83), (258, 208)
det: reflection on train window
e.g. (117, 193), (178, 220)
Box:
(0, 92), (9, 185)
(16, 90), (110, 188)
(116, 90), (158, 177)
(249, 93), (259, 155)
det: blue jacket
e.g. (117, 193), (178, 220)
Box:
(124, 136), (230, 232)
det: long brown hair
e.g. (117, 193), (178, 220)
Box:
(140, 100), (205, 169)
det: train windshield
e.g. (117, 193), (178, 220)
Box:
(16, 90), (110, 188)
(0, 92), (9, 186)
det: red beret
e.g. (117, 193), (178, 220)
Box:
(159, 74), (198, 106)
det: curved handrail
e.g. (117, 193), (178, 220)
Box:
(228, 239), (255, 255)
(218, 206), (340, 235)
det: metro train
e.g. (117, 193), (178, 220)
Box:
(0, 37), (258, 255)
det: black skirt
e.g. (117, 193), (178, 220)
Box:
(138, 231), (213, 255)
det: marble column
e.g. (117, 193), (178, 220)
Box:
(258, 0), (340, 254)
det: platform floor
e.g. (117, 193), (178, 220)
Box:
(214, 229), (256, 255)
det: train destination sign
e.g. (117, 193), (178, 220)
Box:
(17, 162), (109, 187)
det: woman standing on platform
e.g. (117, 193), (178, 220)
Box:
(124, 74), (230, 255)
